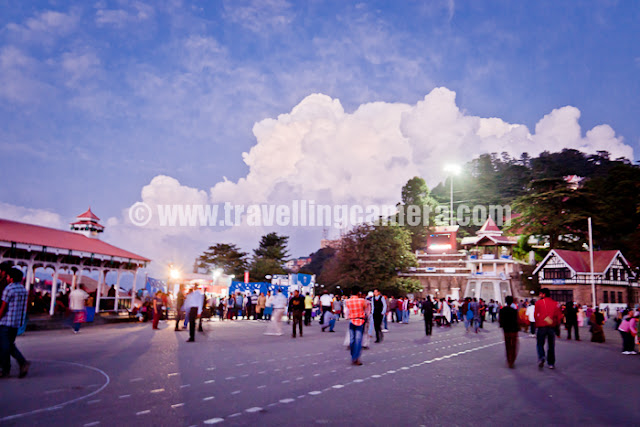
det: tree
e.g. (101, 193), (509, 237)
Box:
(334, 223), (417, 293)
(398, 176), (439, 251)
(250, 258), (287, 281)
(197, 243), (248, 278)
(253, 232), (289, 262)
(395, 277), (422, 294)
(509, 180), (597, 250)
(250, 232), (290, 280)
(305, 247), (336, 276)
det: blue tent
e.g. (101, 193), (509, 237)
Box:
(230, 281), (289, 297)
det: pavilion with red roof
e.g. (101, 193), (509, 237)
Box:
(0, 208), (150, 315)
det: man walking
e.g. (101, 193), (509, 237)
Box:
(388, 296), (397, 323)
(499, 296), (520, 368)
(0, 267), (30, 378)
(69, 284), (89, 334)
(304, 292), (313, 326)
(372, 289), (386, 343)
(175, 285), (185, 331)
(265, 289), (287, 336)
(184, 287), (204, 342)
(564, 301), (580, 341)
(469, 298), (480, 333)
(534, 288), (562, 369)
(289, 290), (305, 338)
(422, 296), (434, 336)
(319, 291), (332, 324)
(345, 287), (369, 365)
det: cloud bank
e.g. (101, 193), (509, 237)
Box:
(2, 87), (632, 275)
(108, 87), (632, 272)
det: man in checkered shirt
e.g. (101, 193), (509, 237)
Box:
(345, 286), (370, 366)
(0, 266), (30, 378)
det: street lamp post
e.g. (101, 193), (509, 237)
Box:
(443, 164), (461, 226)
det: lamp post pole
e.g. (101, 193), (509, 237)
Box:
(588, 217), (596, 308)
(450, 175), (454, 226)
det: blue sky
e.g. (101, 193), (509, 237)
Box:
(0, 0), (638, 269)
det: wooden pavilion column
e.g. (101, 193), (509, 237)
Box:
(115, 269), (122, 312)
(24, 262), (34, 294)
(49, 266), (60, 316)
(96, 269), (105, 313)
(130, 269), (139, 308)
(71, 268), (78, 290)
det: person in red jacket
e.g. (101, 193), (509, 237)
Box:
(534, 288), (563, 369)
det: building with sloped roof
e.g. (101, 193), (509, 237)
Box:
(533, 249), (637, 306)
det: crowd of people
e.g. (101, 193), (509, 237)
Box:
(3, 259), (639, 378)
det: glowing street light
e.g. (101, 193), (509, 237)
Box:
(169, 268), (181, 280)
(443, 164), (461, 226)
(212, 268), (223, 282)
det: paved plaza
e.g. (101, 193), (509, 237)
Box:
(1, 317), (638, 426)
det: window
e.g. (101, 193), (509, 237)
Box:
(603, 291), (609, 303)
(544, 268), (570, 280)
(620, 270), (626, 281)
(611, 291), (616, 303)
(549, 290), (573, 304)
(618, 292), (623, 304)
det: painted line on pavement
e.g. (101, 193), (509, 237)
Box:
(204, 417), (224, 424)
(0, 359), (111, 423)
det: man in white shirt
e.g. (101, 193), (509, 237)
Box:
(184, 287), (204, 342)
(319, 291), (333, 324)
(69, 284), (89, 334)
(265, 289), (287, 335)
(526, 299), (536, 337)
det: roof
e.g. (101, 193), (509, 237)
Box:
(477, 218), (502, 235)
(76, 207), (101, 221)
(461, 235), (517, 247)
(533, 249), (623, 275)
(0, 218), (150, 262)
(553, 249), (618, 273)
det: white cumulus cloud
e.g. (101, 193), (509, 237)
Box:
(10, 88), (632, 274)
(0, 203), (64, 229)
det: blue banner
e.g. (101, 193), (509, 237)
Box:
(290, 273), (313, 286)
(230, 281), (289, 297)
(145, 277), (166, 294)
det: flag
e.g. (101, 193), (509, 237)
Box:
(145, 277), (166, 294)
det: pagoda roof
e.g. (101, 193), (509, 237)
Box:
(477, 217), (502, 235)
(76, 207), (101, 222)
(461, 234), (517, 247)
(0, 218), (149, 262)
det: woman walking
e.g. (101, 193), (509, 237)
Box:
(589, 307), (606, 343)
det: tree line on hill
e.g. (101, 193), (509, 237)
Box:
(196, 149), (640, 293)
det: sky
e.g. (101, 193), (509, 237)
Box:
(0, 0), (638, 277)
